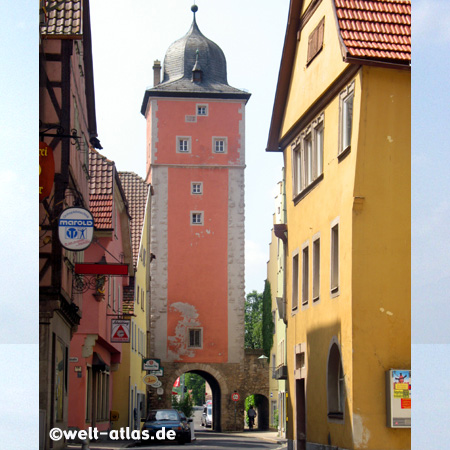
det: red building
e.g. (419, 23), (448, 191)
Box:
(68, 149), (133, 432)
(141, 6), (251, 429)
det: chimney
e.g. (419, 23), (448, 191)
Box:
(153, 60), (161, 86)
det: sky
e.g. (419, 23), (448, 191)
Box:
(87, 0), (290, 296)
(0, 0), (448, 448)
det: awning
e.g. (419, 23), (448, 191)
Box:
(92, 352), (110, 372)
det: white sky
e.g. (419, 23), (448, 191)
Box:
(0, 0), (448, 448)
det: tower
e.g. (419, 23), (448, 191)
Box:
(141, 6), (254, 430)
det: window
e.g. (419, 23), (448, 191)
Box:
(213, 137), (227, 153)
(307, 17), (325, 65)
(331, 221), (339, 295)
(272, 354), (277, 379)
(177, 136), (191, 153)
(339, 81), (355, 155)
(327, 342), (345, 420)
(197, 104), (208, 116)
(85, 366), (92, 421)
(302, 245), (309, 306)
(191, 212), (203, 225)
(113, 277), (116, 311)
(141, 289), (144, 311)
(137, 285), (140, 305)
(188, 328), (202, 348)
(191, 182), (203, 195)
(312, 237), (320, 302)
(292, 252), (299, 310)
(291, 113), (324, 198)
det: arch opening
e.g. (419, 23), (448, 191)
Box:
(170, 369), (222, 432)
(244, 393), (270, 431)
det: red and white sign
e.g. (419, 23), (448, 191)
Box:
(231, 392), (240, 402)
(39, 141), (55, 201)
(111, 319), (130, 343)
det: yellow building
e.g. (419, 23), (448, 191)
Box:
(267, 175), (288, 437)
(113, 172), (151, 429)
(266, 1), (411, 449)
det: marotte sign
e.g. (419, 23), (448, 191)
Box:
(58, 207), (94, 251)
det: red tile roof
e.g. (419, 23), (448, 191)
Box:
(89, 149), (114, 230)
(335, 0), (411, 63)
(118, 172), (150, 268)
(40, 0), (82, 38)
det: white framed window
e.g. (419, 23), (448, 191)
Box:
(188, 328), (202, 348)
(191, 182), (203, 195)
(312, 235), (320, 302)
(291, 113), (324, 198)
(292, 251), (299, 311)
(301, 243), (309, 306)
(191, 211), (203, 225)
(331, 219), (340, 296)
(197, 104), (208, 116)
(339, 81), (355, 155)
(177, 136), (191, 153)
(213, 137), (227, 153)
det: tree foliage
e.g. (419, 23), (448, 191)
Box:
(244, 290), (263, 349)
(245, 284), (274, 356)
(262, 279), (274, 358)
(172, 393), (194, 418)
(184, 373), (205, 406)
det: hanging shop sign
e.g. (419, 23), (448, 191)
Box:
(39, 141), (55, 201)
(151, 380), (162, 388)
(143, 358), (161, 371)
(58, 207), (94, 251)
(111, 319), (131, 343)
(143, 374), (158, 386)
(149, 368), (164, 377)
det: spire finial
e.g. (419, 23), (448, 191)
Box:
(191, 4), (198, 15)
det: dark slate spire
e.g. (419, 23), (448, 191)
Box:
(161, 4), (228, 86)
(141, 5), (251, 114)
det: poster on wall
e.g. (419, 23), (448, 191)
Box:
(386, 369), (411, 428)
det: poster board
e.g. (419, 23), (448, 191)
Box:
(386, 369), (411, 428)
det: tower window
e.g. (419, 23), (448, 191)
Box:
(191, 182), (203, 195)
(213, 137), (227, 154)
(197, 104), (208, 116)
(188, 328), (202, 348)
(177, 136), (191, 153)
(191, 212), (203, 225)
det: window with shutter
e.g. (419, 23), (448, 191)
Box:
(307, 17), (325, 65)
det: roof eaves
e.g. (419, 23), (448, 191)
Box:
(266, 0), (304, 152)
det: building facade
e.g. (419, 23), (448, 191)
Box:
(267, 175), (288, 438)
(114, 172), (151, 430)
(140, 6), (272, 431)
(39, 1), (102, 448)
(68, 149), (133, 433)
(267, 1), (411, 449)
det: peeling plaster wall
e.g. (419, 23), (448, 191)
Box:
(227, 167), (245, 363)
(150, 166), (168, 359)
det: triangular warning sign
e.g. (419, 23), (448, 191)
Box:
(113, 325), (128, 340)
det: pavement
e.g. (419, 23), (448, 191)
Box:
(63, 429), (287, 449)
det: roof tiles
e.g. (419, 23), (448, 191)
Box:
(89, 149), (115, 230)
(335, 0), (411, 63)
(118, 172), (149, 268)
(40, 0), (82, 38)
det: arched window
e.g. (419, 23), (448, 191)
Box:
(327, 342), (345, 420)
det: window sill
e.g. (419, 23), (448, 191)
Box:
(338, 146), (351, 162)
(331, 287), (340, 299)
(327, 412), (344, 420)
(293, 173), (324, 206)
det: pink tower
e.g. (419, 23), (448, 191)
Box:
(141, 6), (251, 430)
